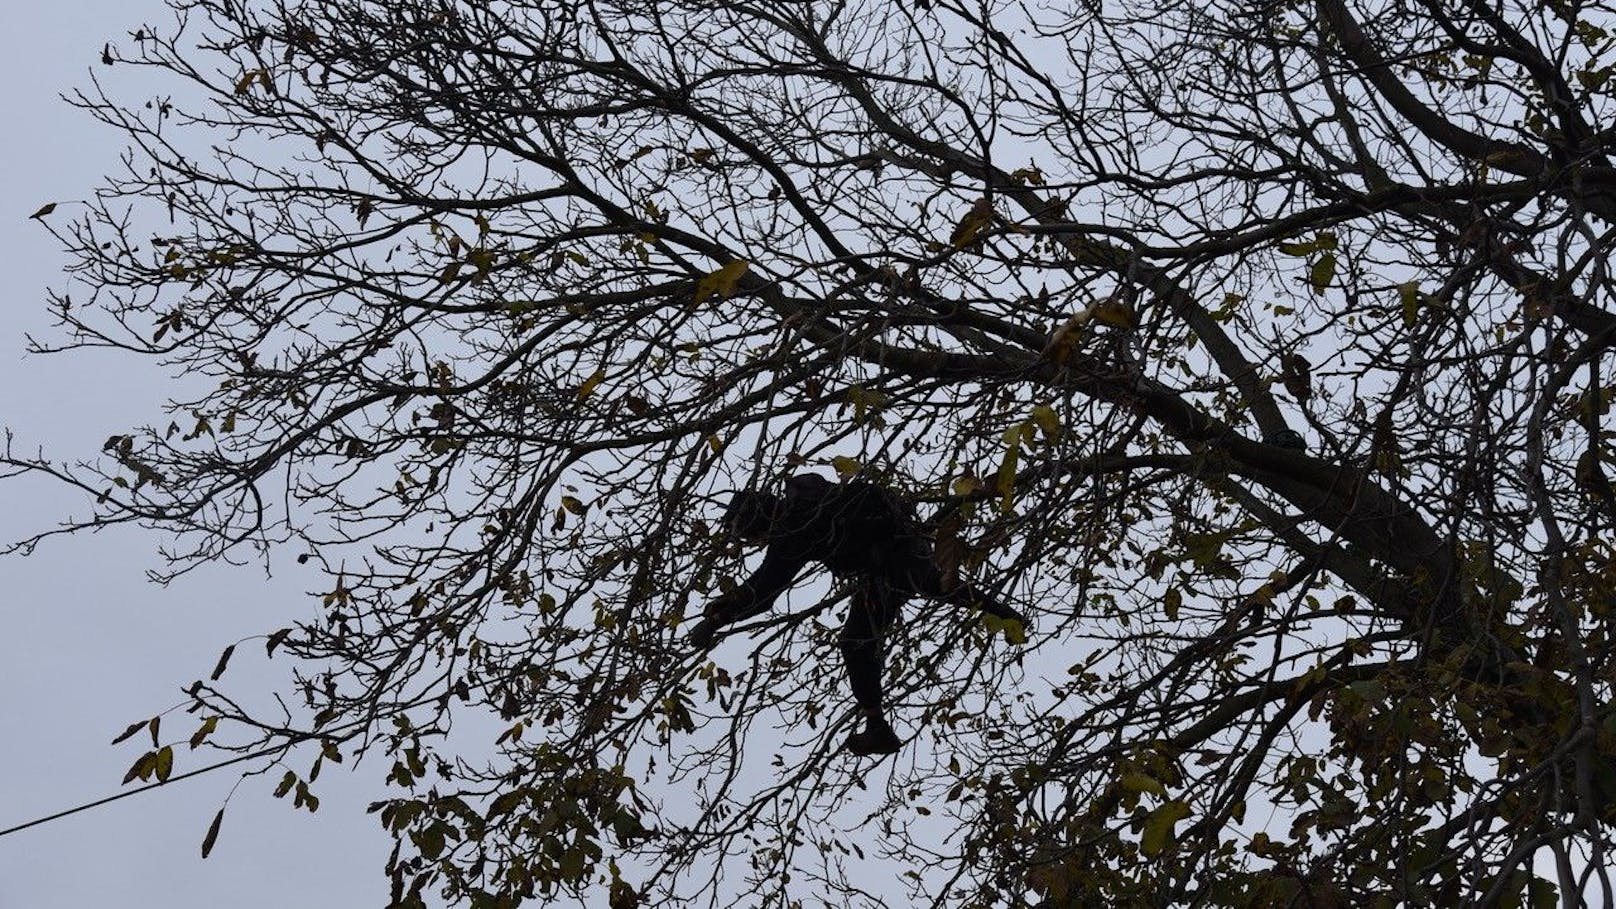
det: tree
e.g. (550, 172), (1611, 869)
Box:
(9, 0), (1616, 904)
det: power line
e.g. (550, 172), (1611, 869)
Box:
(0, 623), (700, 841)
(0, 743), (284, 839)
(0, 659), (483, 839)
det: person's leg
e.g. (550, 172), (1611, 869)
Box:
(839, 582), (904, 755)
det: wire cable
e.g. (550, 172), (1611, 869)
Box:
(0, 742), (287, 839)
(0, 626), (700, 840)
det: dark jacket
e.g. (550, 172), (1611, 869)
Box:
(706, 474), (925, 623)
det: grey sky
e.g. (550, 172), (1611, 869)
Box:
(0, 9), (897, 905)
(1, 4), (392, 905)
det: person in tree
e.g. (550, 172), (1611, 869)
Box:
(688, 473), (1027, 755)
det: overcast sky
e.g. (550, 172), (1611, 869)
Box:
(0, 4), (395, 905)
(0, 6), (1009, 907)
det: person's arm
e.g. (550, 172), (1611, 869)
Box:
(907, 558), (1029, 626)
(689, 547), (805, 649)
(950, 582), (1026, 624)
(709, 546), (803, 622)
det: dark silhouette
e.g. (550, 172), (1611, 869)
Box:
(688, 473), (1027, 755)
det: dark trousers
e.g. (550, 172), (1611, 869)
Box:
(837, 558), (1020, 715)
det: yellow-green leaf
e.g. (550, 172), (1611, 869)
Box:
(487, 788), (526, 819)
(846, 385), (889, 423)
(188, 716), (219, 750)
(200, 807), (224, 858)
(951, 476), (984, 497)
(154, 745), (174, 783)
(1030, 404), (1060, 441)
(1182, 530), (1231, 568)
(831, 456), (862, 480)
(1140, 800), (1192, 857)
(982, 614), (1027, 645)
(122, 751), (155, 785)
(949, 197), (996, 248)
(1121, 772), (1167, 798)
(609, 876), (642, 909)
(693, 260), (751, 305)
(558, 844), (587, 880)
(575, 368), (606, 401)
(1399, 282), (1420, 327)
(1308, 252), (1336, 295)
(1001, 616), (1027, 645)
(1278, 231), (1336, 256)
(1009, 166), (1045, 185)
(995, 434), (1021, 515)
(1092, 299), (1138, 329)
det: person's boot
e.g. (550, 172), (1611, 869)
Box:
(845, 714), (901, 755)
